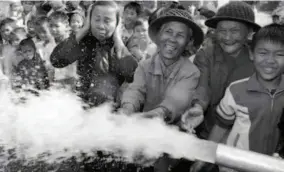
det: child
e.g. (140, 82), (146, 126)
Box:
(66, 0), (85, 14)
(120, 2), (142, 45)
(33, 16), (56, 83)
(190, 24), (284, 172)
(69, 11), (85, 34)
(48, 11), (77, 89)
(12, 38), (49, 91)
(127, 18), (156, 61)
(48, 11), (71, 44)
(9, 27), (27, 46)
(0, 18), (17, 46)
(9, 1), (24, 27)
(21, 0), (35, 26)
(26, 19), (36, 38)
(1, 27), (27, 77)
(47, 0), (67, 17)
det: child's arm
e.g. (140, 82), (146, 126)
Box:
(209, 87), (236, 142)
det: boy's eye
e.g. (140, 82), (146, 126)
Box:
(258, 51), (267, 55)
(276, 53), (284, 57)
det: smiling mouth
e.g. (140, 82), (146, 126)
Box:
(262, 67), (276, 73)
(165, 44), (176, 51)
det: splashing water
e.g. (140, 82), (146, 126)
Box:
(0, 86), (217, 171)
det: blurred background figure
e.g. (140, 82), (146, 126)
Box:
(120, 2), (142, 45)
(46, 0), (66, 16)
(9, 1), (24, 27)
(69, 11), (85, 34)
(272, 6), (284, 24)
(66, 0), (84, 14)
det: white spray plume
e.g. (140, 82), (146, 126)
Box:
(0, 87), (215, 169)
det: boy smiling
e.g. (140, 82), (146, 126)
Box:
(191, 24), (284, 172)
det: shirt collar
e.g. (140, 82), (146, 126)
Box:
(215, 44), (251, 63)
(149, 53), (184, 78)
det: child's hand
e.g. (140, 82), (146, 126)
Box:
(76, 4), (93, 41)
(83, 4), (92, 32)
(181, 104), (204, 133)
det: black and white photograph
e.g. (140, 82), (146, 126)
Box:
(0, 0), (283, 172)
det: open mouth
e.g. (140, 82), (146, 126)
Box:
(165, 44), (177, 52)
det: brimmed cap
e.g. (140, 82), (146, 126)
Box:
(148, 8), (204, 48)
(205, 1), (260, 31)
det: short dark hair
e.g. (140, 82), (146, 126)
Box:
(48, 11), (69, 24)
(35, 16), (49, 26)
(134, 18), (147, 29)
(19, 38), (36, 51)
(0, 18), (16, 30)
(124, 2), (142, 16)
(251, 23), (284, 51)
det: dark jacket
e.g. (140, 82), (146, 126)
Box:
(193, 43), (255, 139)
(50, 33), (138, 106)
(13, 54), (49, 91)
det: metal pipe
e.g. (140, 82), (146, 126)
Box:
(215, 144), (284, 172)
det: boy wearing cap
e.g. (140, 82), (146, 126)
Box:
(120, 8), (203, 171)
(182, 2), (261, 142)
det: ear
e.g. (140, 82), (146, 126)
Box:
(185, 38), (195, 52)
(247, 29), (254, 41)
(249, 49), (254, 61)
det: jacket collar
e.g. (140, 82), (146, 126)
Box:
(247, 74), (284, 93)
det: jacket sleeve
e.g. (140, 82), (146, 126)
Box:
(113, 39), (138, 82)
(121, 62), (146, 112)
(159, 69), (200, 123)
(50, 35), (86, 68)
(193, 48), (212, 110)
(216, 86), (236, 128)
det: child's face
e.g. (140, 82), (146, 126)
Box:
(35, 23), (53, 41)
(10, 4), (23, 17)
(134, 22), (148, 39)
(49, 19), (69, 39)
(70, 14), (84, 32)
(0, 24), (14, 41)
(10, 33), (27, 46)
(91, 5), (117, 41)
(27, 21), (36, 37)
(123, 7), (138, 26)
(20, 44), (35, 60)
(253, 40), (284, 82)
(22, 1), (34, 13)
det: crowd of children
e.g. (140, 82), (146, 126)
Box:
(1, 1), (284, 172)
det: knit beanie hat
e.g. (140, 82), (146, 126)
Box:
(205, 1), (260, 31)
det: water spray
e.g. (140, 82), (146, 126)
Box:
(0, 88), (283, 172)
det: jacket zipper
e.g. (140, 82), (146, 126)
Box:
(267, 90), (284, 112)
